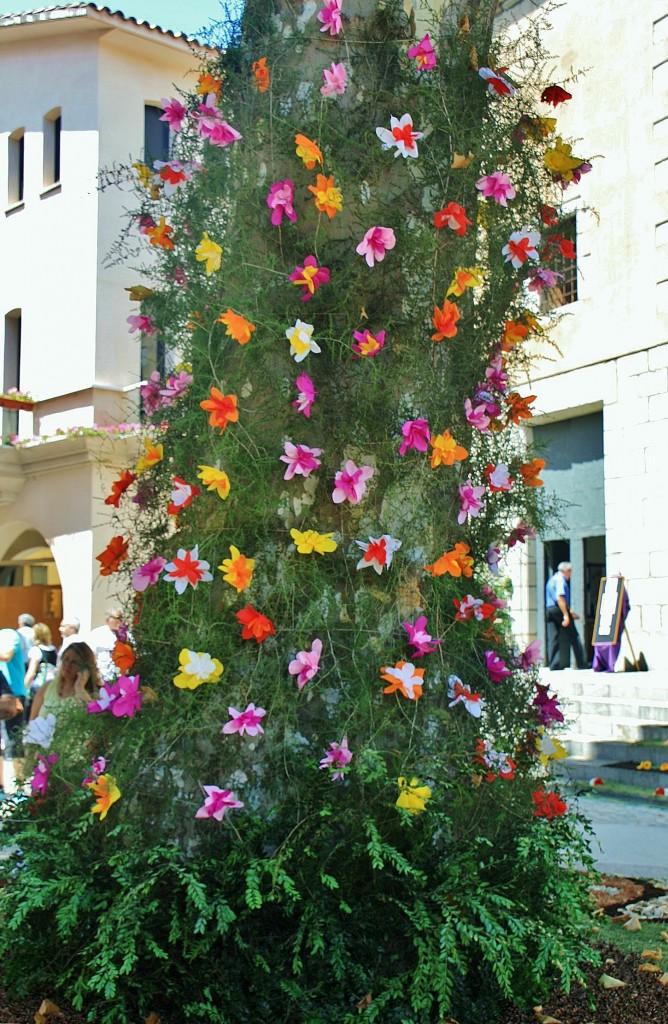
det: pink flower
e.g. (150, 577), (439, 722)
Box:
(221, 703), (266, 737)
(127, 314), (156, 335)
(485, 354), (508, 394)
(398, 418), (430, 456)
(482, 583), (507, 610)
(486, 544), (502, 573)
(356, 226), (396, 267)
(195, 785), (244, 821)
(195, 97), (242, 147)
(317, 0), (342, 36)
(532, 684), (564, 725)
(87, 675), (143, 718)
(355, 534), (401, 574)
(484, 650), (511, 683)
(267, 179), (297, 227)
(464, 398), (491, 434)
(293, 372), (316, 418)
(160, 370), (193, 405)
(478, 66), (515, 97)
(507, 521), (536, 547)
(407, 33), (436, 71)
(402, 615), (441, 657)
(332, 459), (374, 504)
(528, 267), (563, 293)
(319, 736), (352, 780)
(321, 62), (347, 97)
(289, 255), (330, 301)
(160, 97), (188, 132)
(280, 441), (323, 480)
(352, 328), (385, 358)
(31, 753), (59, 796)
(288, 638), (322, 690)
(518, 639), (542, 671)
(476, 170), (516, 206)
(448, 675), (485, 717)
(141, 371), (163, 416)
(458, 479), (486, 524)
(376, 113), (423, 159)
(484, 463), (513, 492)
(132, 556), (167, 592)
(502, 227), (541, 269)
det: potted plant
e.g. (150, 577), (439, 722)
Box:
(0, 388), (36, 412)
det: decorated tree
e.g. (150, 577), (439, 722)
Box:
(0, 2), (597, 1021)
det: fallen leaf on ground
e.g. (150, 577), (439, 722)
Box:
(600, 973), (628, 989)
(638, 963), (661, 972)
(641, 949), (663, 960)
(451, 151), (474, 169)
(659, 972), (668, 985)
(623, 913), (642, 931)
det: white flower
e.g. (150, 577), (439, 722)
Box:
(375, 113), (423, 159)
(24, 713), (57, 748)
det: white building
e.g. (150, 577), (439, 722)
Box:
(0, 3), (203, 636)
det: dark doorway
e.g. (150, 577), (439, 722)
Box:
(544, 540), (570, 668)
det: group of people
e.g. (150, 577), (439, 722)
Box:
(0, 608), (127, 796)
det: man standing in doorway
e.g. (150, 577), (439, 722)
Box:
(545, 561), (588, 670)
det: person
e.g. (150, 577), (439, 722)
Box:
(86, 608), (124, 684)
(0, 625), (27, 793)
(545, 561), (588, 670)
(17, 613), (35, 669)
(24, 623), (58, 718)
(29, 641), (99, 723)
(57, 617), (81, 662)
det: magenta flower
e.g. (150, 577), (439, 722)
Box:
(484, 463), (513, 492)
(321, 62), (347, 97)
(160, 97), (188, 132)
(532, 683), (564, 725)
(402, 615), (441, 657)
(132, 556), (167, 592)
(140, 371), (163, 416)
(288, 638), (323, 690)
(398, 418), (430, 456)
(332, 459), (374, 504)
(464, 398), (491, 434)
(160, 370), (193, 405)
(31, 753), (59, 797)
(407, 33), (436, 71)
(507, 520), (536, 547)
(485, 354), (508, 393)
(195, 97), (242, 147)
(195, 785), (244, 821)
(482, 583), (507, 610)
(87, 676), (143, 719)
(356, 226), (396, 267)
(319, 736), (352, 780)
(352, 328), (385, 358)
(280, 441), (323, 481)
(458, 479), (486, 524)
(486, 543), (502, 573)
(484, 650), (511, 683)
(289, 255), (330, 301)
(317, 0), (342, 36)
(476, 170), (517, 207)
(222, 703), (266, 737)
(518, 639), (542, 671)
(82, 755), (108, 786)
(267, 179), (296, 227)
(127, 314), (156, 335)
(293, 372), (316, 418)
(528, 267), (563, 293)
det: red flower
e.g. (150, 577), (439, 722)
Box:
(96, 536), (129, 576)
(112, 640), (136, 673)
(541, 85), (572, 107)
(236, 605), (276, 644)
(532, 789), (568, 819)
(544, 233), (576, 260)
(200, 388), (239, 434)
(104, 470), (137, 508)
(541, 204), (559, 227)
(433, 201), (471, 236)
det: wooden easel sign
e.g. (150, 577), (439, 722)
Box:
(593, 576), (625, 646)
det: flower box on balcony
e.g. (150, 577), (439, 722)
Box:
(0, 395), (35, 412)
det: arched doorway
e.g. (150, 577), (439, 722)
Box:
(0, 528), (63, 643)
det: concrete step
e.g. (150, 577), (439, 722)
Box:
(582, 740), (668, 763)
(640, 724), (668, 742)
(557, 757), (668, 791)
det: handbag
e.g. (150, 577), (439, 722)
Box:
(0, 694), (23, 720)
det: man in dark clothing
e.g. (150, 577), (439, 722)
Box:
(545, 561), (588, 670)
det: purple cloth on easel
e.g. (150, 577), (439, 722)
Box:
(592, 588), (630, 672)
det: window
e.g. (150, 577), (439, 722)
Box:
(540, 213), (578, 312)
(144, 104), (169, 166)
(43, 108), (62, 187)
(2, 309), (22, 438)
(8, 129), (25, 205)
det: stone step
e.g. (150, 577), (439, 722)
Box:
(641, 724), (668, 742)
(557, 757), (668, 791)
(562, 698), (668, 720)
(562, 714), (668, 745)
(580, 740), (668, 763)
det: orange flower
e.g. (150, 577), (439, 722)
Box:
(295, 133), (323, 169)
(87, 773), (121, 821)
(104, 469), (137, 508)
(96, 536), (129, 577)
(506, 392), (536, 425)
(219, 545), (254, 592)
(112, 640), (136, 673)
(429, 430), (468, 468)
(307, 174), (343, 219)
(197, 72), (222, 98)
(252, 57), (270, 93)
(146, 216), (175, 250)
(425, 542), (474, 579)
(519, 458), (545, 487)
(219, 309), (256, 345)
(136, 438), (163, 474)
(431, 300), (460, 342)
(236, 604), (276, 644)
(200, 388), (239, 434)
(501, 320), (529, 352)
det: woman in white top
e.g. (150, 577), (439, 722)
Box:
(29, 641), (99, 722)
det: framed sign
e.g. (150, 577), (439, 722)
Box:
(592, 576), (625, 646)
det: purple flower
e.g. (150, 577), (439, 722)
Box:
(140, 371), (163, 416)
(528, 267), (563, 293)
(532, 683), (564, 725)
(132, 556), (167, 592)
(398, 418), (430, 456)
(402, 615), (441, 657)
(518, 639), (542, 671)
(484, 650), (511, 683)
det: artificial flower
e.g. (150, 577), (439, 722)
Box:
(293, 372), (316, 417)
(519, 458), (545, 487)
(332, 459), (374, 504)
(532, 683), (564, 725)
(160, 369), (193, 405)
(482, 583), (506, 611)
(308, 175), (343, 219)
(433, 201), (471, 235)
(532, 789), (567, 820)
(86, 773), (121, 820)
(197, 465), (231, 500)
(636, 760), (652, 771)
(486, 543), (502, 573)
(252, 56), (270, 92)
(112, 640), (136, 674)
(484, 463), (513, 492)
(451, 150), (474, 169)
(195, 232), (223, 275)
(167, 476), (200, 516)
(536, 729), (567, 767)
(356, 226), (396, 267)
(319, 736), (353, 780)
(24, 713), (57, 749)
(352, 328), (385, 358)
(453, 595), (495, 623)
(541, 84), (572, 106)
(506, 391), (536, 425)
(222, 703), (266, 737)
(236, 605), (276, 643)
(286, 319), (321, 362)
(87, 675), (143, 718)
(131, 556), (167, 592)
(399, 418), (430, 456)
(431, 300), (461, 341)
(528, 267), (563, 293)
(380, 661), (424, 700)
(429, 430), (468, 468)
(96, 536), (129, 576)
(200, 388), (239, 433)
(458, 479), (486, 524)
(153, 159), (199, 196)
(289, 256), (330, 300)
(295, 133), (323, 169)
(475, 170), (516, 206)
(543, 233), (576, 260)
(376, 113), (423, 159)
(484, 650), (511, 683)
(133, 160), (157, 192)
(447, 675), (485, 717)
(194, 96), (242, 147)
(425, 542), (474, 578)
(446, 267), (484, 297)
(541, 204), (560, 227)
(127, 313), (156, 335)
(474, 739), (516, 782)
(288, 638), (322, 690)
(219, 309), (256, 345)
(464, 398), (491, 433)
(197, 72), (222, 97)
(656, 788), (666, 797)
(407, 33), (436, 71)
(280, 441), (323, 480)
(145, 216), (175, 250)
(163, 545), (213, 594)
(160, 97), (188, 131)
(321, 62), (347, 97)
(31, 752), (59, 796)
(355, 534), (401, 574)
(219, 545), (255, 592)
(544, 137), (589, 184)
(402, 616), (441, 658)
(515, 114), (556, 142)
(195, 786), (243, 821)
(316, 0), (342, 35)
(173, 648), (224, 690)
(478, 66), (515, 97)
(290, 528), (338, 555)
(104, 469), (137, 508)
(507, 521), (536, 547)
(396, 776), (431, 814)
(518, 638), (542, 670)
(140, 371), (163, 416)
(502, 319), (530, 351)
(502, 227), (541, 268)
(267, 179), (297, 226)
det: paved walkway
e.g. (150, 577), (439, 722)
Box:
(576, 793), (668, 881)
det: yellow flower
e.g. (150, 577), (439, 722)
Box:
(87, 774), (121, 821)
(396, 776), (431, 815)
(536, 729), (568, 767)
(290, 528), (337, 555)
(307, 174), (343, 219)
(446, 266), (484, 298)
(544, 136), (584, 181)
(197, 465), (231, 500)
(195, 232), (223, 275)
(218, 545), (254, 592)
(173, 648), (223, 690)
(136, 438), (163, 474)
(294, 133), (323, 169)
(636, 761), (653, 771)
(429, 431), (468, 468)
